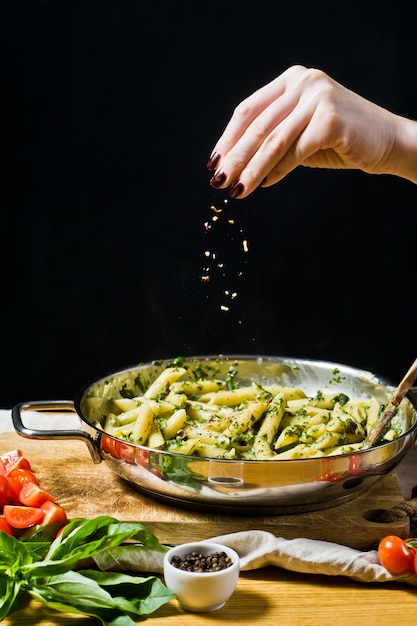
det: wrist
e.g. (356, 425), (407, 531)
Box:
(391, 116), (417, 185)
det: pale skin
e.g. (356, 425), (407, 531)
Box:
(207, 65), (417, 199)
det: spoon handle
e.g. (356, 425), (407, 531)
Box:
(363, 357), (417, 449)
(391, 357), (417, 406)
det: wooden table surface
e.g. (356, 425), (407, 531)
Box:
(5, 567), (417, 626)
(2, 430), (417, 626)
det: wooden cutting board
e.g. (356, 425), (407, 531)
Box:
(1, 431), (409, 550)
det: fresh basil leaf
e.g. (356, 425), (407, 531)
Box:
(30, 570), (125, 610)
(0, 532), (42, 568)
(48, 516), (164, 558)
(29, 577), (138, 626)
(0, 531), (51, 599)
(20, 521), (65, 543)
(29, 569), (174, 625)
(0, 573), (22, 620)
(25, 517), (167, 578)
(92, 544), (165, 573)
(80, 569), (175, 614)
(0, 515), (174, 624)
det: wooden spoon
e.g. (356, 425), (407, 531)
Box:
(363, 357), (417, 449)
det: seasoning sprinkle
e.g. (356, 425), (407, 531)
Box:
(200, 198), (250, 316)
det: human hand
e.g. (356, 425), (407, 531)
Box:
(207, 65), (417, 198)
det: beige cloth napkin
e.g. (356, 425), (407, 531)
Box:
(93, 529), (417, 586)
(211, 530), (417, 585)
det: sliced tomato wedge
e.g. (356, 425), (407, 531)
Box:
(0, 516), (14, 536)
(3, 505), (44, 529)
(18, 482), (55, 508)
(0, 450), (31, 475)
(6, 456), (32, 474)
(7, 468), (39, 504)
(0, 449), (23, 469)
(0, 476), (12, 509)
(40, 501), (68, 525)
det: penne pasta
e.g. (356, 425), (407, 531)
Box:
(160, 408), (187, 440)
(170, 379), (226, 395)
(222, 401), (268, 438)
(131, 401), (155, 444)
(143, 367), (187, 399)
(98, 364), (398, 460)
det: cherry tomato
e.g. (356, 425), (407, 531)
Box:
(404, 538), (417, 554)
(18, 482), (55, 508)
(3, 505), (43, 529)
(40, 501), (68, 525)
(403, 538), (417, 573)
(7, 468), (39, 504)
(0, 516), (14, 536)
(0, 476), (12, 509)
(378, 535), (415, 575)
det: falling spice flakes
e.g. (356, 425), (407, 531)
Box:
(200, 199), (250, 315)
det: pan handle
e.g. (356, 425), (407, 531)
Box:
(11, 400), (103, 464)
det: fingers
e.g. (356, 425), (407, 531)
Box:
(208, 69), (294, 167)
(208, 110), (291, 197)
(206, 64), (404, 197)
(260, 99), (345, 186)
(206, 65), (312, 198)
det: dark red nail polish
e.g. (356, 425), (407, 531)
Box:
(206, 151), (220, 171)
(229, 181), (244, 199)
(210, 169), (227, 188)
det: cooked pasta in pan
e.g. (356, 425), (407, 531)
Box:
(91, 365), (402, 460)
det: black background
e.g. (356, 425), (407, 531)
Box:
(1, 1), (416, 407)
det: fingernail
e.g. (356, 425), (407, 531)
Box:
(210, 169), (227, 188)
(206, 151), (220, 171)
(229, 181), (244, 199)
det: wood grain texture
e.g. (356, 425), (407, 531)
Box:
(4, 569), (417, 626)
(0, 431), (409, 550)
(1, 432), (416, 626)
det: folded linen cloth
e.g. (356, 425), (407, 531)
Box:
(211, 530), (417, 585)
(92, 529), (417, 586)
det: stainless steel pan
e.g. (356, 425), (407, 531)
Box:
(12, 356), (417, 515)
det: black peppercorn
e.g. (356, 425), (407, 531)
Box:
(170, 550), (233, 572)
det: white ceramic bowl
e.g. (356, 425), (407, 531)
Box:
(163, 541), (240, 612)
